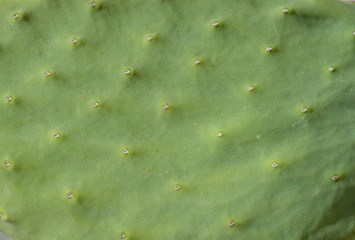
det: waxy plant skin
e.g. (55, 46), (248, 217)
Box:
(0, 0), (354, 239)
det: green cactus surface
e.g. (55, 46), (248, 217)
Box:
(0, 0), (354, 239)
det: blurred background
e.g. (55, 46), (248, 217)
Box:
(0, 233), (11, 240)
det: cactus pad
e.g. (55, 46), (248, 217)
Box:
(0, 0), (354, 239)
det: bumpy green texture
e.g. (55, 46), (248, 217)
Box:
(0, 0), (354, 239)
